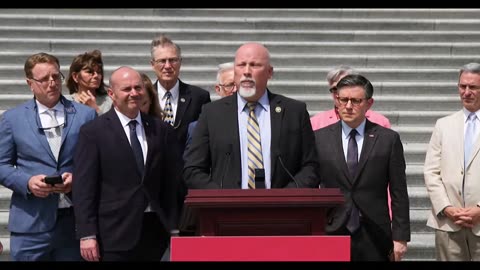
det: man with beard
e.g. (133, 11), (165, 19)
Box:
(183, 42), (320, 190)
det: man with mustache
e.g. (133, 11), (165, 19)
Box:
(183, 42), (320, 190)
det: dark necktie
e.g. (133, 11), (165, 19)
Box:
(346, 129), (360, 233)
(128, 120), (144, 176)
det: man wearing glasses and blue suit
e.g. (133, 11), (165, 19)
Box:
(0, 52), (96, 261)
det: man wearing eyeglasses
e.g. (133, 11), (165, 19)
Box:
(0, 52), (96, 260)
(314, 74), (410, 261)
(310, 65), (390, 131)
(424, 63), (480, 261)
(150, 34), (211, 156)
(184, 62), (236, 156)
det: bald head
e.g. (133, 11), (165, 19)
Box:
(234, 42), (273, 102)
(107, 66), (145, 119)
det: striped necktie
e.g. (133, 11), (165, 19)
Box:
(247, 102), (264, 189)
(164, 91), (174, 126)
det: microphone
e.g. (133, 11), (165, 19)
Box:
(220, 144), (232, 189)
(277, 152), (299, 188)
(254, 168), (265, 189)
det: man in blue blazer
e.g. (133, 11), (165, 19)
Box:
(0, 52), (96, 260)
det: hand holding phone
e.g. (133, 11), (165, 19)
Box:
(44, 175), (63, 186)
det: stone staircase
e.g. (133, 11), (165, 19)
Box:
(0, 8), (479, 261)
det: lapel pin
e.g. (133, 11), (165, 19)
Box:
(275, 106), (282, 113)
(180, 98), (186, 103)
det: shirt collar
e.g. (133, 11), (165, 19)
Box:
(36, 99), (64, 114)
(237, 89), (270, 113)
(158, 80), (179, 101)
(114, 108), (142, 128)
(341, 119), (366, 139)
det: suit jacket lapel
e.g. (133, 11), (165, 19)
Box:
(25, 99), (54, 160)
(143, 114), (155, 180)
(331, 122), (352, 185)
(174, 80), (191, 129)
(105, 109), (143, 178)
(60, 97), (75, 147)
(223, 95), (242, 187)
(355, 120), (378, 182)
(269, 91), (283, 172)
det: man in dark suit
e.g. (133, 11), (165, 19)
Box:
(150, 34), (211, 155)
(0, 52), (96, 261)
(73, 66), (184, 261)
(183, 42), (319, 189)
(314, 74), (410, 261)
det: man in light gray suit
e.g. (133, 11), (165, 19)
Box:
(0, 53), (96, 260)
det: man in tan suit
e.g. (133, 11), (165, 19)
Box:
(424, 62), (480, 261)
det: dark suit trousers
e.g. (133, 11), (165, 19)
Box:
(101, 212), (169, 261)
(337, 218), (391, 261)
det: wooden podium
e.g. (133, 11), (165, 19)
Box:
(184, 188), (344, 236)
(171, 188), (350, 261)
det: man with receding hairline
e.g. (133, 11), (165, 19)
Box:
(73, 66), (184, 261)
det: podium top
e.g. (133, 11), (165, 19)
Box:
(185, 188), (344, 208)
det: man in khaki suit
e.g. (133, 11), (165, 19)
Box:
(424, 62), (480, 261)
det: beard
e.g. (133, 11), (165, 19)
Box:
(238, 77), (256, 99)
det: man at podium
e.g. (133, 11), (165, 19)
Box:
(183, 42), (320, 189)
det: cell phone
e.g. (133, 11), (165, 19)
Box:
(44, 175), (63, 185)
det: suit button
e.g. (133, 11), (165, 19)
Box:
(459, 191), (462, 196)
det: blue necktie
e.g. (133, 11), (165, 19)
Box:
(346, 129), (360, 234)
(128, 120), (144, 176)
(465, 112), (478, 167)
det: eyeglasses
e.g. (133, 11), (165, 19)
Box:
(329, 86), (337, 93)
(336, 96), (366, 106)
(152, 57), (181, 67)
(458, 84), (480, 91)
(218, 83), (235, 91)
(29, 73), (65, 86)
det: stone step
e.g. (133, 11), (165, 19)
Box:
(410, 209), (433, 234)
(407, 164), (426, 187)
(3, 27), (480, 43)
(0, 237), (10, 261)
(404, 143), (428, 164)
(381, 111), (451, 127)
(408, 186), (431, 210)
(405, 233), (435, 261)
(2, 38), (479, 56)
(0, 188), (11, 211)
(4, 14), (480, 32)
(3, 8), (480, 20)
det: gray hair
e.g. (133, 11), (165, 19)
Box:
(460, 63), (480, 77)
(216, 62), (234, 84)
(326, 65), (358, 86)
(150, 34), (182, 60)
